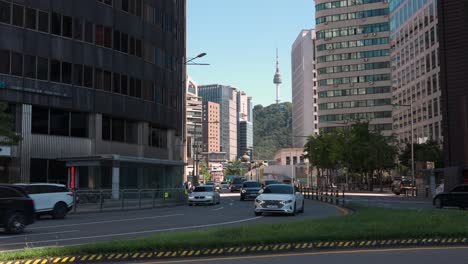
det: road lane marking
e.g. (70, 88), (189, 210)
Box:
(0, 230), (79, 240)
(28, 214), (184, 230)
(0, 216), (262, 247)
(211, 207), (224, 211)
(139, 246), (468, 263)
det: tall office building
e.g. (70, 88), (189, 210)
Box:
(390, 0), (442, 145)
(202, 101), (220, 153)
(237, 91), (253, 159)
(198, 84), (238, 161)
(0, 0), (186, 192)
(291, 29), (319, 148)
(186, 77), (203, 177)
(315, 0), (393, 134)
(438, 0), (468, 188)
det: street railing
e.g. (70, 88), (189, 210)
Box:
(72, 188), (187, 213)
(299, 187), (346, 206)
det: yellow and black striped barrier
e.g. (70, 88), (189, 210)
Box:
(1, 237), (467, 263)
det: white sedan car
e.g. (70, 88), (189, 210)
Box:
(188, 185), (221, 206)
(254, 184), (304, 216)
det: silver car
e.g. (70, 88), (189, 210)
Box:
(254, 184), (304, 216)
(188, 185), (221, 206)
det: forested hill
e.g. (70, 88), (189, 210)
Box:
(253, 102), (292, 160)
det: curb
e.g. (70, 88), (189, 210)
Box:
(2, 238), (467, 263)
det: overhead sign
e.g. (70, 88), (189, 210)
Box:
(0, 146), (12, 157)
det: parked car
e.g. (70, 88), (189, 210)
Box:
(433, 184), (468, 209)
(0, 184), (35, 234)
(220, 181), (230, 190)
(15, 183), (74, 219)
(254, 184), (304, 216)
(230, 177), (246, 192)
(391, 178), (415, 195)
(240, 181), (262, 201)
(187, 185), (221, 206)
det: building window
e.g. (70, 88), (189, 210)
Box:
(25, 8), (36, 30)
(113, 30), (121, 50)
(102, 116), (111, 140)
(70, 112), (88, 138)
(24, 55), (36, 78)
(121, 0), (129, 12)
(12, 4), (23, 27)
(111, 118), (125, 142)
(37, 57), (48, 80)
(73, 18), (83, 40)
(61, 62), (72, 84)
(149, 126), (167, 148)
(84, 21), (93, 43)
(121, 33), (128, 53)
(50, 109), (70, 136)
(113, 73), (120, 93)
(50, 59), (61, 82)
(103, 71), (111, 91)
(30, 159), (48, 183)
(97, 0), (113, 6)
(51, 12), (61, 35)
(0, 1), (11, 24)
(38, 11), (48, 32)
(121, 75), (128, 95)
(83, 66), (93, 88)
(94, 68), (103, 90)
(31, 106), (49, 134)
(0, 50), (9, 74)
(73, 64), (83, 86)
(95, 25), (104, 46)
(62, 15), (72, 38)
(10, 52), (22, 76)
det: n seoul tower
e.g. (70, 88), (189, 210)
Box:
(273, 48), (282, 104)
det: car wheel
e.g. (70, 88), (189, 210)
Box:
(254, 212), (262, 216)
(188, 203), (193, 206)
(52, 202), (68, 219)
(434, 197), (443, 209)
(290, 203), (297, 216)
(395, 192), (400, 195)
(5, 212), (26, 234)
(240, 196), (244, 201)
(298, 201), (304, 213)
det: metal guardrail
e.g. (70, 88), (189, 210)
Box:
(299, 187), (346, 206)
(72, 189), (187, 213)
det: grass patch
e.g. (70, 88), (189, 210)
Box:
(2, 205), (468, 260)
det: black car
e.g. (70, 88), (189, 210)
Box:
(433, 184), (468, 209)
(230, 177), (246, 192)
(240, 181), (262, 201)
(0, 184), (35, 234)
(263, 180), (280, 188)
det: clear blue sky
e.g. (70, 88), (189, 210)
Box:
(187, 0), (316, 107)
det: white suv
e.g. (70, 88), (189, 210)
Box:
(15, 183), (74, 219)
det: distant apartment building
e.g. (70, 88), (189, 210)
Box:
(198, 85), (238, 161)
(291, 29), (319, 148)
(186, 77), (203, 177)
(390, 0), (441, 145)
(237, 91), (253, 159)
(202, 101), (220, 153)
(315, 0), (393, 134)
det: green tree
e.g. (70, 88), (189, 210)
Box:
(224, 160), (244, 176)
(399, 140), (444, 169)
(199, 162), (211, 182)
(0, 102), (21, 145)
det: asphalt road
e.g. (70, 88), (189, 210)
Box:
(0, 192), (343, 251)
(343, 192), (434, 209)
(136, 247), (468, 264)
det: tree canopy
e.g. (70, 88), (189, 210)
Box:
(0, 102), (21, 145)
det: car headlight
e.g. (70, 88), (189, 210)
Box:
(205, 196), (213, 199)
(188, 196), (194, 199)
(281, 200), (293, 204)
(255, 199), (263, 203)
(241, 190), (246, 193)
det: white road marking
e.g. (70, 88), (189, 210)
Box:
(28, 214), (184, 230)
(0, 230), (80, 239)
(212, 207), (224, 211)
(0, 216), (263, 247)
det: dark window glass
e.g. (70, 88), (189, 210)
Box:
(50, 109), (70, 136)
(94, 68), (103, 89)
(125, 121), (137, 144)
(95, 25), (104, 46)
(0, 1), (11, 24)
(104, 27), (112, 48)
(51, 12), (61, 35)
(129, 77), (135, 96)
(112, 118), (124, 142)
(73, 64), (83, 86)
(135, 79), (141, 98)
(135, 0), (142, 17)
(83, 66), (93, 88)
(136, 39), (142, 57)
(37, 57), (48, 80)
(24, 55), (36, 78)
(70, 112), (88, 138)
(50, 59), (61, 82)
(30, 159), (48, 183)
(10, 52), (22, 76)
(12, 4), (23, 27)
(31, 106), (49, 134)
(25, 8), (36, 30)
(121, 75), (128, 94)
(113, 30), (121, 51)
(129, 0), (135, 14)
(0, 50), (9, 74)
(122, 0), (129, 12)
(263, 185), (293, 194)
(102, 116), (111, 140)
(84, 21), (93, 43)
(0, 187), (22, 198)
(62, 15), (72, 38)
(73, 18), (83, 40)
(103, 71), (111, 91)
(38, 11), (48, 32)
(121, 33), (128, 53)
(112, 73), (120, 93)
(129, 37), (135, 55)
(61, 62), (72, 84)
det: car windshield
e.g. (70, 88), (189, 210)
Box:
(221, 182), (228, 184)
(232, 178), (244, 184)
(205, 182), (214, 185)
(243, 182), (261, 188)
(263, 185), (293, 194)
(265, 180), (279, 185)
(193, 187), (213, 192)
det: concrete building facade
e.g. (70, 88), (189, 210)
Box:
(291, 29), (319, 148)
(390, 0), (442, 145)
(202, 101), (220, 153)
(185, 77), (202, 177)
(0, 0), (186, 191)
(315, 0), (393, 134)
(198, 84), (238, 161)
(237, 91), (253, 159)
